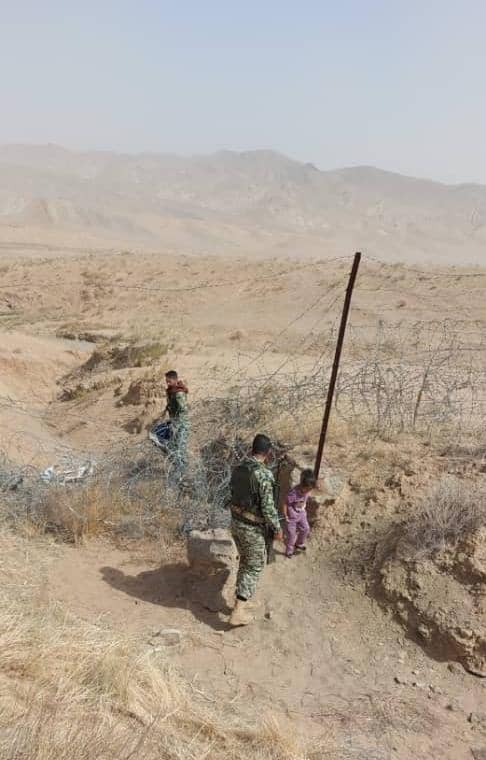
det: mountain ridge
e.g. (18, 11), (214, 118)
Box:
(1, 144), (485, 264)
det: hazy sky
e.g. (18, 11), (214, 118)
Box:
(1, 1), (485, 184)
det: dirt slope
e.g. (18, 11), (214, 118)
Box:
(0, 332), (91, 465)
(47, 533), (486, 759)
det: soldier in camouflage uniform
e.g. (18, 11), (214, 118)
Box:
(165, 370), (190, 479)
(229, 433), (282, 627)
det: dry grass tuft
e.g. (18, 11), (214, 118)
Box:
(399, 475), (486, 556)
(30, 480), (179, 544)
(0, 531), (314, 759)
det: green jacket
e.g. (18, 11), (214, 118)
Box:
(166, 390), (188, 421)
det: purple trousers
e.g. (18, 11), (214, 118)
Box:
(285, 508), (310, 556)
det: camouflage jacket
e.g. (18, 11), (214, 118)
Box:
(166, 389), (188, 421)
(240, 457), (281, 533)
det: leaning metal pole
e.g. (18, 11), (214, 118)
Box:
(314, 251), (362, 480)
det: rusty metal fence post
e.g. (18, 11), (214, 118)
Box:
(314, 252), (362, 480)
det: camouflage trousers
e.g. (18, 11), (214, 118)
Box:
(169, 420), (189, 478)
(231, 519), (266, 601)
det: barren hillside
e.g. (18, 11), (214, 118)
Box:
(1, 144), (486, 263)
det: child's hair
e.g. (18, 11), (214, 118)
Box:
(300, 468), (317, 490)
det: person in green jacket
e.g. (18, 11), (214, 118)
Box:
(165, 370), (189, 478)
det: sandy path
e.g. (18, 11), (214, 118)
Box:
(48, 536), (484, 758)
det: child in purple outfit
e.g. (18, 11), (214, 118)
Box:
(283, 468), (317, 558)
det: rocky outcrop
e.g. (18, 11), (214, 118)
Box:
(186, 529), (236, 613)
(187, 528), (236, 574)
(379, 528), (486, 675)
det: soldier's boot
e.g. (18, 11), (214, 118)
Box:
(229, 599), (254, 627)
(240, 594), (258, 610)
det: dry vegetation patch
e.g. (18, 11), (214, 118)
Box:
(0, 531), (319, 760)
(398, 476), (486, 558)
(2, 452), (184, 544)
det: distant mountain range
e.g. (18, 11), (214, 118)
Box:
(1, 143), (485, 263)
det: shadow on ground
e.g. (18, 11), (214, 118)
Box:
(100, 563), (232, 631)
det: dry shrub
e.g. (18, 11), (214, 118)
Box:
(0, 531), (313, 760)
(39, 482), (127, 541)
(400, 475), (486, 556)
(3, 440), (222, 543)
(35, 480), (178, 544)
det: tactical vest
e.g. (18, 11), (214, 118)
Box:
(230, 460), (261, 511)
(166, 391), (186, 419)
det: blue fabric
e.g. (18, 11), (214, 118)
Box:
(152, 421), (172, 443)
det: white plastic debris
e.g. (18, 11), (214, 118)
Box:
(40, 460), (95, 485)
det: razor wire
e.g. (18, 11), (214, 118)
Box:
(5, 317), (485, 535)
(1, 254), (486, 534)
